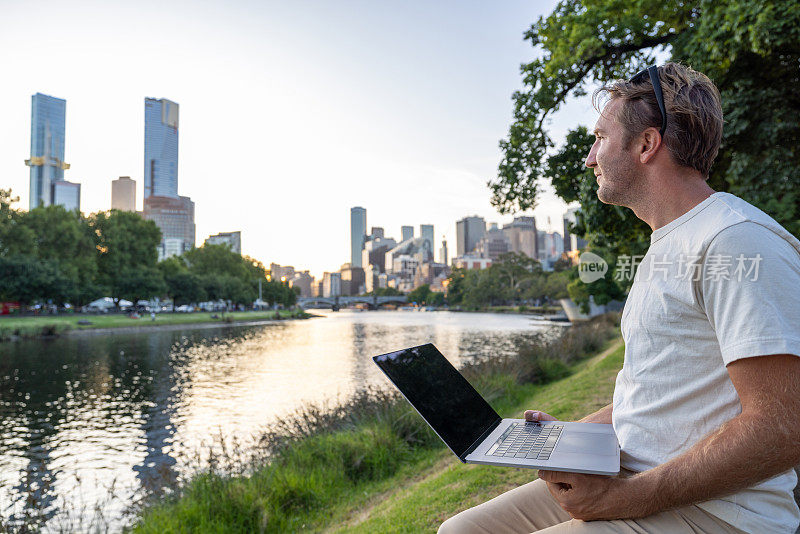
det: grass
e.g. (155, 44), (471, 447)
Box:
(132, 315), (622, 533)
(0, 309), (311, 341)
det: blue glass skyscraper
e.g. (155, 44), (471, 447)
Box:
(144, 97), (179, 198)
(27, 93), (69, 209)
(351, 207), (367, 267)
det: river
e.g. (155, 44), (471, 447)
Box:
(0, 310), (558, 531)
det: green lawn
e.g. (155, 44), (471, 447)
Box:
(0, 310), (310, 341)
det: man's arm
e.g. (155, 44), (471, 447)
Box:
(538, 353), (800, 521)
(524, 403), (613, 424)
(578, 403), (612, 424)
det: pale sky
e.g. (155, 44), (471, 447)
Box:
(0, 0), (598, 278)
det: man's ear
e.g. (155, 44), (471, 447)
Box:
(639, 127), (662, 164)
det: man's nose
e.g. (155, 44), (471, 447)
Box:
(585, 143), (597, 168)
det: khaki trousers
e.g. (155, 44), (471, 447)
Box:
(438, 478), (746, 533)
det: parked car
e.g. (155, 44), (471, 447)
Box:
(175, 305), (194, 313)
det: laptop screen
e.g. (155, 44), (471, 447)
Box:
(373, 343), (501, 459)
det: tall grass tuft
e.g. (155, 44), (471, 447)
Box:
(0, 321), (71, 341)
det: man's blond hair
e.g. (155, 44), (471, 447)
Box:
(594, 62), (724, 177)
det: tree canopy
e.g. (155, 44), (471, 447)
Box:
(0, 192), (295, 309)
(489, 0), (800, 307)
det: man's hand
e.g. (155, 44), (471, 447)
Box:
(524, 410), (557, 422)
(524, 403), (613, 424)
(537, 470), (646, 521)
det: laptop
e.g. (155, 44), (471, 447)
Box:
(373, 343), (619, 475)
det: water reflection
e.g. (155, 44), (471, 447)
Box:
(0, 310), (553, 529)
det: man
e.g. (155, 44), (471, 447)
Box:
(440, 63), (800, 533)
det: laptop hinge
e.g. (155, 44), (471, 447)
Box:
(460, 418), (502, 463)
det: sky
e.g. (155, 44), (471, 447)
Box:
(0, 0), (599, 278)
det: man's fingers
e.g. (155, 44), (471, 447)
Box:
(538, 469), (573, 484)
(524, 410), (557, 421)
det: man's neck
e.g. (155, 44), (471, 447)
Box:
(630, 171), (716, 232)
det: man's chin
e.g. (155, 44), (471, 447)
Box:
(596, 186), (624, 206)
(596, 186), (613, 204)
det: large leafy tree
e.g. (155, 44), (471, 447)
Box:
(490, 0), (800, 305)
(90, 210), (164, 305)
(16, 205), (100, 304)
(0, 256), (74, 307)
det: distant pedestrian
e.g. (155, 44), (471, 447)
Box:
(150, 311), (155, 322)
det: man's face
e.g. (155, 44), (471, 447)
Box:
(584, 99), (640, 207)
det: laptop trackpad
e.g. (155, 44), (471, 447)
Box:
(558, 432), (617, 455)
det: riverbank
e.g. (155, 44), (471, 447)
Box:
(132, 314), (621, 533)
(0, 310), (313, 342)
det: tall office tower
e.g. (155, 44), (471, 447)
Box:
(351, 206), (367, 267)
(455, 216), (486, 257)
(52, 180), (81, 211)
(475, 226), (511, 260)
(143, 195), (196, 260)
(503, 216), (538, 259)
(563, 207), (588, 252)
(401, 225), (414, 242)
(144, 97), (179, 199)
(26, 93), (70, 209)
(361, 236), (397, 273)
(323, 272), (342, 297)
(370, 227), (384, 239)
(439, 237), (448, 266)
(420, 224), (434, 250)
(111, 176), (136, 211)
(205, 231), (242, 254)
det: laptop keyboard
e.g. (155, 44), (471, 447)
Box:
(487, 422), (563, 460)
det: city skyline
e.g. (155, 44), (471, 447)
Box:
(0, 1), (597, 279)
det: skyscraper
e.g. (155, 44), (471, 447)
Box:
(111, 176), (136, 211)
(26, 93), (69, 209)
(144, 98), (179, 199)
(401, 225), (414, 242)
(52, 180), (81, 211)
(563, 207), (588, 252)
(205, 231), (242, 254)
(143, 195), (196, 260)
(503, 216), (538, 259)
(420, 224), (434, 250)
(440, 237), (448, 266)
(456, 216), (486, 257)
(143, 97), (195, 259)
(351, 207), (367, 267)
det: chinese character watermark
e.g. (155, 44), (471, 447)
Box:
(610, 254), (762, 282)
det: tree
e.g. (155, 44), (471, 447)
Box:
(181, 246), (276, 306)
(493, 252), (541, 302)
(91, 210), (163, 305)
(444, 268), (467, 305)
(0, 189), (33, 258)
(489, 0), (800, 308)
(17, 205), (99, 304)
(114, 266), (167, 305)
(0, 256), (73, 308)
(407, 284), (433, 305)
(368, 287), (404, 297)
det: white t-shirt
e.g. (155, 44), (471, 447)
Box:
(614, 192), (800, 534)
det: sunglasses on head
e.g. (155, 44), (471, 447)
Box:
(629, 65), (667, 138)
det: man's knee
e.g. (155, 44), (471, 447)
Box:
(438, 507), (484, 534)
(437, 515), (457, 534)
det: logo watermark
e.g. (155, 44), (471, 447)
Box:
(578, 252), (608, 283)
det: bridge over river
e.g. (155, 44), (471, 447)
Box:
(296, 295), (407, 310)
